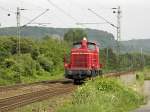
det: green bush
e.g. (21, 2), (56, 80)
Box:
(0, 36), (70, 85)
(38, 56), (53, 72)
(57, 78), (144, 112)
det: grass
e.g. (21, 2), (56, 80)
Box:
(134, 66), (150, 81)
(57, 77), (144, 112)
(142, 66), (150, 80)
(21, 72), (63, 84)
(0, 72), (63, 86)
(13, 94), (72, 112)
(135, 71), (145, 86)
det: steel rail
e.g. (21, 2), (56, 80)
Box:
(0, 84), (74, 112)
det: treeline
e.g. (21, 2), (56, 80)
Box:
(0, 27), (116, 48)
(0, 36), (70, 85)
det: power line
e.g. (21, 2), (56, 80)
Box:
(22, 9), (50, 27)
(88, 8), (118, 29)
(19, 0), (64, 27)
(29, 22), (51, 25)
(76, 22), (107, 25)
(46, 0), (87, 28)
(46, 0), (77, 22)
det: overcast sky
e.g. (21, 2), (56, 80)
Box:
(0, 0), (150, 40)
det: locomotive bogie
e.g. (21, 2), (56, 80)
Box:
(65, 69), (102, 80)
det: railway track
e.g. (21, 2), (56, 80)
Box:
(0, 79), (72, 92)
(105, 71), (135, 77)
(0, 83), (75, 112)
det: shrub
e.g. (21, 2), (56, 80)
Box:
(57, 78), (144, 112)
(38, 56), (53, 72)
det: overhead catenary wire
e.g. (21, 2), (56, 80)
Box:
(46, 0), (77, 22)
(29, 22), (51, 25)
(76, 22), (107, 25)
(19, 0), (65, 27)
(88, 8), (118, 29)
(22, 9), (50, 27)
(46, 0), (86, 28)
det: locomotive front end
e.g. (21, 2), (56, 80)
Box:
(64, 37), (102, 83)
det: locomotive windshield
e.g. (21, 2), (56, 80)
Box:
(73, 42), (96, 50)
(88, 42), (96, 50)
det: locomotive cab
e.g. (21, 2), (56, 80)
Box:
(64, 38), (102, 83)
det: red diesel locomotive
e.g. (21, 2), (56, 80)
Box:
(64, 38), (102, 83)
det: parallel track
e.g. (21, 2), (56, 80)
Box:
(0, 79), (72, 92)
(0, 83), (75, 112)
(105, 71), (135, 77)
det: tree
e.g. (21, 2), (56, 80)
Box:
(64, 28), (87, 42)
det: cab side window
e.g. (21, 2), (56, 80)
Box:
(73, 43), (81, 49)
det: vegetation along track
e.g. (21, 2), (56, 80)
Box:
(0, 82), (75, 112)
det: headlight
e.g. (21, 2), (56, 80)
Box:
(68, 70), (72, 75)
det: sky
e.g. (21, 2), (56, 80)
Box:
(0, 0), (150, 40)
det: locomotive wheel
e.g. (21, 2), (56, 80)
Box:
(74, 79), (83, 85)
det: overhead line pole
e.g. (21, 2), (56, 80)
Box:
(16, 7), (20, 56)
(88, 7), (122, 54)
(16, 7), (26, 56)
(112, 6), (121, 54)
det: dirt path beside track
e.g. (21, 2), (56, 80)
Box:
(133, 80), (150, 112)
